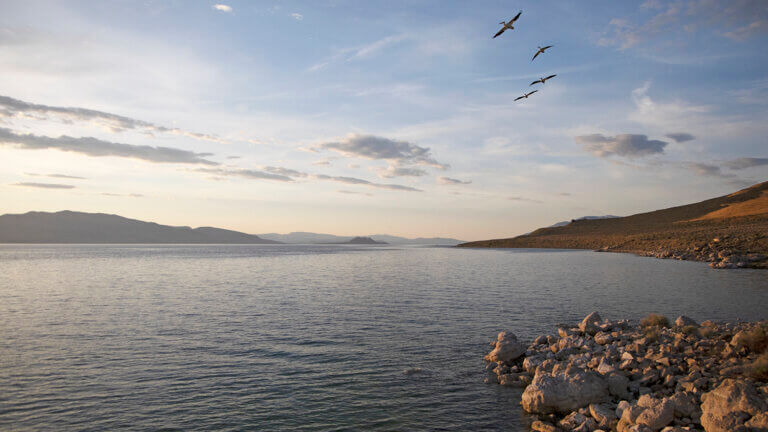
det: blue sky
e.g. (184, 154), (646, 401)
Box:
(1, 0), (766, 239)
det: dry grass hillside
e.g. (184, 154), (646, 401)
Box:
(459, 181), (768, 268)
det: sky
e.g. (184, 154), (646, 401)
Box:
(1, 0), (767, 240)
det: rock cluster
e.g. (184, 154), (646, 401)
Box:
(640, 236), (768, 269)
(484, 313), (768, 431)
(596, 236), (768, 270)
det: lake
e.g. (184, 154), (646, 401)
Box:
(1, 244), (766, 431)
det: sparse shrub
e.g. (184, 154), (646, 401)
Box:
(641, 313), (670, 328)
(644, 327), (661, 343)
(680, 325), (699, 336)
(748, 351), (768, 382)
(737, 327), (768, 353)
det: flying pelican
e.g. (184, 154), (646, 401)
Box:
(493, 11), (522, 38)
(531, 45), (553, 61)
(514, 90), (538, 101)
(529, 74), (557, 86)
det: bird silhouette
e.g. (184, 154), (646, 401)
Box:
(514, 90), (538, 101)
(493, 11), (522, 38)
(532, 45), (553, 61)
(529, 75), (557, 86)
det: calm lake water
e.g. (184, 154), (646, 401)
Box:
(1, 244), (767, 431)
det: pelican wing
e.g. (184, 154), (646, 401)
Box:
(543, 45), (553, 50)
(493, 27), (506, 38)
(545, 74), (557, 81)
(514, 95), (525, 101)
(532, 51), (541, 61)
(530, 79), (541, 86)
(527, 90), (538, 97)
(511, 11), (522, 23)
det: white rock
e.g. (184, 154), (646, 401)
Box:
(521, 368), (609, 414)
(484, 331), (526, 363)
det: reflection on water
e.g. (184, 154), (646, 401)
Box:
(1, 245), (766, 431)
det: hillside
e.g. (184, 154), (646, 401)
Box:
(0, 211), (281, 244)
(459, 181), (768, 269)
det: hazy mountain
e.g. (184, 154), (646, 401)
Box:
(258, 232), (464, 245)
(547, 215), (620, 228)
(0, 211), (281, 244)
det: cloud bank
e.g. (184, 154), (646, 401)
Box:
(313, 133), (448, 169)
(576, 133), (667, 158)
(0, 95), (225, 143)
(0, 127), (218, 165)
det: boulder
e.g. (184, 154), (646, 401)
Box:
(484, 331), (526, 363)
(580, 312), (603, 336)
(607, 373), (632, 400)
(531, 420), (563, 432)
(634, 395), (675, 431)
(700, 379), (768, 432)
(521, 368), (609, 414)
(669, 391), (698, 418)
(590, 403), (617, 427)
(618, 395), (674, 432)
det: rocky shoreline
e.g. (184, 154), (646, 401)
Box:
(595, 235), (768, 270)
(484, 313), (768, 431)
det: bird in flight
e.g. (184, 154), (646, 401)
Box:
(529, 74), (557, 86)
(531, 45), (553, 61)
(493, 11), (522, 38)
(514, 90), (538, 101)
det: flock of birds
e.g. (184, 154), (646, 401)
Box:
(493, 11), (556, 102)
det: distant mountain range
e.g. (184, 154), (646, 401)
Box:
(257, 232), (464, 245)
(0, 211), (281, 244)
(0, 211), (464, 245)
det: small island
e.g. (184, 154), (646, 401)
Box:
(321, 236), (388, 245)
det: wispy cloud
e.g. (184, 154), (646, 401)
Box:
(25, 172), (87, 180)
(665, 132), (695, 143)
(600, 1), (768, 50)
(313, 133), (448, 169)
(290, 13), (303, 21)
(576, 133), (667, 158)
(724, 157), (768, 169)
(313, 174), (422, 191)
(0, 95), (226, 143)
(12, 182), (74, 189)
(212, 4), (233, 13)
(196, 165), (422, 192)
(196, 167), (293, 182)
(0, 127), (218, 165)
(508, 196), (543, 204)
(686, 162), (737, 180)
(437, 176), (471, 185)
(338, 190), (373, 196)
(376, 165), (428, 178)
(101, 192), (143, 198)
